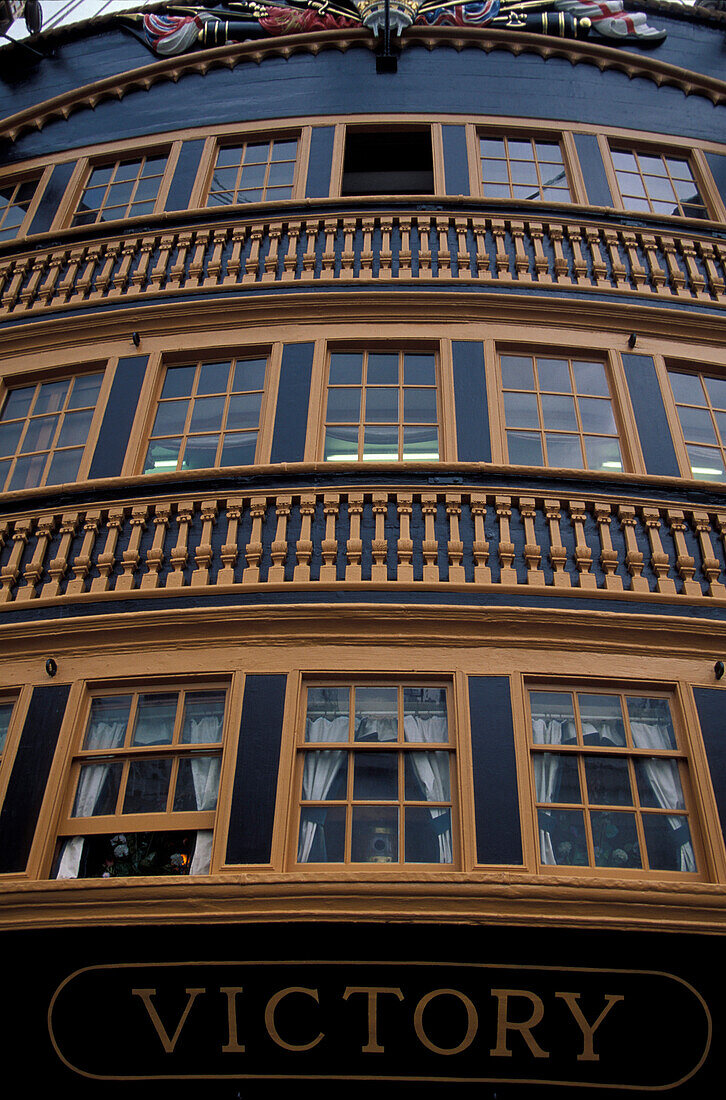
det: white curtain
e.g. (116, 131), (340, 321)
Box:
(531, 716), (571, 865)
(297, 715), (348, 863)
(187, 715), (222, 814)
(403, 713), (452, 863)
(630, 719), (696, 873)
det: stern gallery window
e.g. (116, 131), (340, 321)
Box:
(53, 687), (227, 879)
(296, 683), (454, 866)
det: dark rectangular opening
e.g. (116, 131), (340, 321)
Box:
(341, 129), (434, 196)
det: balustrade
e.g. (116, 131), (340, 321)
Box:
(0, 486), (724, 607)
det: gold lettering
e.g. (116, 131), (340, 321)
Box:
(490, 988), (549, 1059)
(342, 986), (404, 1053)
(131, 987), (205, 1054)
(413, 988), (478, 1056)
(220, 986), (246, 1053)
(555, 991), (624, 1061)
(264, 987), (324, 1052)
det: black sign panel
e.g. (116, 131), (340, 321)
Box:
(4, 921), (723, 1098)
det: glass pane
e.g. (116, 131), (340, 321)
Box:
(480, 138), (505, 158)
(584, 436), (623, 472)
(324, 426), (358, 461)
(362, 425), (398, 461)
(404, 751), (451, 801)
(585, 755), (633, 806)
(233, 358), (267, 392)
(545, 433), (583, 469)
(220, 431), (257, 467)
(45, 447), (82, 486)
(144, 438), (181, 474)
(0, 702), (12, 754)
(590, 810), (641, 868)
(579, 397), (617, 435)
(705, 375), (726, 409)
(507, 430), (543, 465)
(365, 387), (398, 423)
(685, 444), (724, 480)
(197, 361), (231, 395)
(537, 808), (587, 865)
(301, 749), (347, 802)
(132, 693), (178, 746)
(501, 355), (534, 390)
(355, 687), (398, 742)
(530, 692), (576, 739)
(8, 452), (47, 490)
(533, 752), (581, 804)
(152, 400), (188, 437)
(405, 805), (452, 863)
(627, 696), (677, 750)
(271, 140), (298, 161)
(83, 696), (132, 750)
(329, 353), (363, 386)
(669, 372), (706, 405)
(69, 830), (195, 878)
(56, 408), (93, 448)
(161, 366), (195, 399)
(173, 754), (221, 811)
(642, 814), (695, 872)
(353, 752), (398, 800)
(72, 762), (123, 817)
(402, 425), (439, 460)
(326, 388), (361, 423)
(511, 161), (538, 185)
(297, 805), (345, 862)
(114, 161), (141, 183)
(541, 394), (577, 430)
(68, 373), (103, 409)
(1, 387), (33, 420)
(0, 421), (23, 456)
(0, 458), (10, 488)
(189, 396), (225, 434)
(123, 757), (173, 814)
(352, 805), (398, 862)
(677, 405), (718, 444)
(182, 434), (219, 470)
(403, 388), (437, 423)
(578, 694), (626, 745)
(635, 758), (684, 810)
(306, 687), (349, 741)
(21, 415), (58, 453)
(403, 354), (435, 385)
(216, 146), (243, 169)
(181, 690), (226, 743)
(226, 392), (262, 430)
(403, 687), (448, 739)
(503, 392), (539, 429)
(572, 361), (609, 397)
(268, 162), (294, 186)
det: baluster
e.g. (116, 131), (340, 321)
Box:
(92, 241), (122, 297)
(602, 228), (628, 290)
(115, 506), (148, 591)
(519, 497), (544, 586)
(418, 217), (432, 277)
(140, 503), (172, 590)
(0, 260), (13, 311)
(679, 238), (708, 298)
(527, 223), (550, 282)
(544, 499), (570, 588)
(130, 237), (156, 293)
(3, 256), (31, 310)
(658, 236), (689, 296)
(55, 246), (86, 303)
(359, 217), (375, 281)
(436, 217), (452, 279)
(455, 217), (472, 279)
(188, 229), (211, 287)
(319, 494), (340, 583)
(167, 231), (194, 289)
(18, 254), (49, 309)
(692, 510), (725, 597)
(666, 509), (701, 596)
(396, 493), (414, 583)
(36, 250), (67, 307)
(41, 512), (79, 598)
(0, 518), (33, 602)
(345, 492), (364, 581)
(379, 218), (393, 280)
(471, 218), (490, 279)
(583, 227), (609, 288)
(203, 228), (229, 287)
(166, 505), (194, 589)
(190, 500), (218, 587)
(320, 218), (337, 283)
(66, 244), (100, 302)
(421, 493), (439, 583)
(621, 231), (648, 289)
(218, 497), (244, 585)
(641, 507), (675, 594)
(66, 510), (102, 596)
(241, 496), (267, 583)
(90, 508), (126, 592)
(339, 217), (356, 281)
(511, 223), (529, 280)
(268, 495), (292, 583)
(594, 503), (622, 591)
(640, 234), (667, 294)
(371, 493), (389, 582)
(618, 505), (649, 592)
(695, 241), (725, 298)
(397, 216), (412, 280)
(293, 494), (316, 582)
(223, 226), (248, 287)
(284, 220), (302, 283)
(262, 223), (283, 284)
(146, 234), (176, 293)
(547, 224), (569, 282)
(568, 501), (596, 589)
(470, 494), (491, 584)
(491, 221), (510, 278)
(495, 496), (517, 585)
(15, 515), (56, 601)
(564, 225), (588, 284)
(445, 495), (465, 583)
(714, 512), (726, 573)
(107, 238), (139, 297)
(298, 219), (317, 281)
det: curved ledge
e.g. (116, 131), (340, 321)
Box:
(2, 24), (726, 146)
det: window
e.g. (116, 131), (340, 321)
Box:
(71, 153), (168, 226)
(528, 688), (697, 875)
(53, 686), (227, 879)
(0, 698), (15, 768)
(668, 368), (726, 482)
(479, 135), (570, 202)
(610, 149), (708, 219)
(323, 350), (440, 462)
(143, 356), (267, 474)
(500, 353), (624, 472)
(295, 683), (454, 867)
(341, 129), (434, 196)
(0, 175), (40, 241)
(207, 137), (299, 205)
(0, 372), (103, 492)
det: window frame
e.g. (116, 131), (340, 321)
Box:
(493, 346), (634, 475)
(289, 677), (459, 872)
(601, 137), (718, 222)
(56, 143), (178, 230)
(522, 680), (706, 881)
(467, 125), (585, 206)
(660, 359), (726, 483)
(193, 126), (308, 209)
(0, 164), (51, 244)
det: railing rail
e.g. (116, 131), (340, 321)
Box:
(1, 486), (725, 606)
(1, 209), (725, 317)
